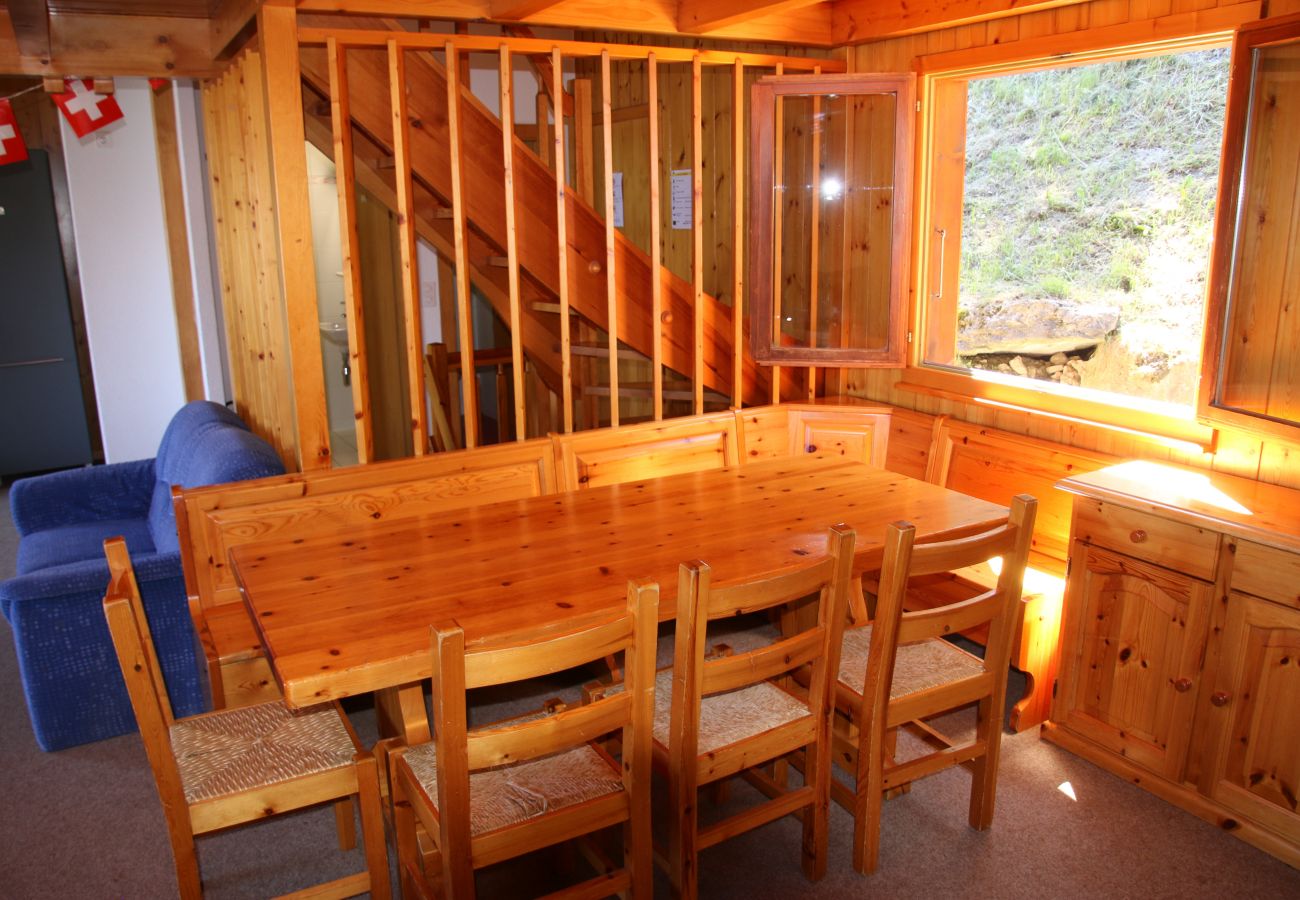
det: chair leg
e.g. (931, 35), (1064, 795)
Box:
(393, 777), (424, 899)
(164, 823), (203, 900)
(969, 695), (1003, 831)
(666, 781), (699, 899)
(852, 730), (886, 875)
(356, 753), (392, 900)
(800, 743), (830, 882)
(333, 797), (357, 850)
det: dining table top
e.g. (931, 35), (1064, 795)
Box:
(230, 454), (1008, 708)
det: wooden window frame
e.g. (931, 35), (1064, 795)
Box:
(1197, 13), (1300, 444)
(903, 28), (1249, 449)
(748, 73), (915, 367)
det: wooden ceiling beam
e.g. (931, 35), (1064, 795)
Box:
(0, 9), (219, 76)
(832, 0), (1086, 44)
(6, 0), (52, 61)
(210, 0), (261, 59)
(489, 0), (566, 20)
(294, 0), (837, 46)
(677, 0), (825, 35)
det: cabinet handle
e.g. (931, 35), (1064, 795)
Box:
(1130, 529), (1148, 544)
(1173, 677), (1193, 693)
(1210, 691), (1231, 707)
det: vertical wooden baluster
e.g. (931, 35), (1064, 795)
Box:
(388, 39), (428, 454)
(691, 54), (704, 415)
(553, 48), (574, 433)
(327, 38), (373, 463)
(445, 41), (479, 448)
(500, 45), (527, 441)
(536, 91), (551, 171)
(808, 64), (822, 402)
(601, 49), (620, 427)
(648, 53), (663, 422)
(732, 57), (745, 411)
(771, 62), (784, 404)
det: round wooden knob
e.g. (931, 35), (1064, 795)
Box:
(587, 259), (603, 275)
(660, 311), (673, 324)
(1130, 529), (1148, 544)
(1173, 677), (1192, 693)
(1211, 691), (1231, 707)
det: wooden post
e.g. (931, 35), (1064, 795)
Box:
(731, 57), (744, 410)
(553, 47), (575, 433)
(574, 78), (595, 204)
(691, 54), (704, 415)
(771, 62), (784, 405)
(808, 64), (822, 402)
(388, 39), (428, 455)
(328, 38), (374, 464)
(500, 45), (527, 441)
(536, 91), (551, 171)
(258, 2), (330, 470)
(648, 53), (663, 422)
(445, 41), (479, 448)
(601, 50), (619, 428)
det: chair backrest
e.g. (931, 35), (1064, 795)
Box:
(428, 579), (658, 877)
(174, 437), (558, 612)
(863, 495), (1037, 728)
(669, 524), (856, 761)
(553, 412), (740, 491)
(102, 537), (188, 810)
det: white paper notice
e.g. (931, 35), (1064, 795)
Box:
(671, 169), (692, 230)
(612, 171), (624, 228)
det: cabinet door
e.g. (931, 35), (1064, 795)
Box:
(1055, 543), (1212, 780)
(1201, 592), (1300, 838)
(787, 409), (891, 467)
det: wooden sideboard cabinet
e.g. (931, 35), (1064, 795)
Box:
(1046, 462), (1300, 868)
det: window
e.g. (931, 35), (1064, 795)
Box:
(914, 43), (1231, 440)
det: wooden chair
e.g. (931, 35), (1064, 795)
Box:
(655, 524), (856, 899)
(552, 411), (740, 491)
(390, 581), (659, 898)
(832, 494), (1036, 874)
(100, 537), (389, 900)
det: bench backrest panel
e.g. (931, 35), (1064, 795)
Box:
(175, 438), (557, 610)
(552, 411), (740, 491)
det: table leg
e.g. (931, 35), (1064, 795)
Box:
(375, 683), (431, 744)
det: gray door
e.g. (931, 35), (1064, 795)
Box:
(0, 150), (93, 476)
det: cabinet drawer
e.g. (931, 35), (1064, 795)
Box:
(1231, 540), (1300, 609)
(1073, 498), (1219, 581)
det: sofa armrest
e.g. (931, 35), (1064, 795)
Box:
(0, 549), (180, 617)
(9, 458), (157, 537)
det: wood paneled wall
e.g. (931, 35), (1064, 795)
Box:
(200, 50), (299, 468)
(844, 0), (1300, 492)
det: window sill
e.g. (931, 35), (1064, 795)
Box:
(896, 365), (1217, 452)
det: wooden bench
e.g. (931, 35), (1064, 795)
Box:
(174, 438), (558, 708)
(174, 398), (1095, 729)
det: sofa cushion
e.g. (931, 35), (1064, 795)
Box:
(154, 401), (248, 484)
(17, 519), (156, 576)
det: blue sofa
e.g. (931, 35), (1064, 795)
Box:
(1, 401), (285, 751)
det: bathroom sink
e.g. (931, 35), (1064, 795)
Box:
(319, 319), (349, 347)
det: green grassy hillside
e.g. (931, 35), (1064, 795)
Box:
(958, 48), (1229, 406)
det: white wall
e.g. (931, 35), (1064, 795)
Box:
(61, 79), (186, 463)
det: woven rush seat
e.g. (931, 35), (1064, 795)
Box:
(170, 701), (356, 804)
(838, 625), (984, 700)
(651, 668), (809, 754)
(402, 742), (625, 836)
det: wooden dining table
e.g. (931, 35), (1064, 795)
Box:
(230, 454), (1008, 741)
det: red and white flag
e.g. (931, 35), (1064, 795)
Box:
(0, 98), (28, 166)
(51, 78), (124, 138)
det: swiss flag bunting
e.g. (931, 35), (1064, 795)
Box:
(0, 98), (28, 166)
(52, 78), (124, 138)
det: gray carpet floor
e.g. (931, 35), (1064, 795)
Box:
(2, 480), (1298, 898)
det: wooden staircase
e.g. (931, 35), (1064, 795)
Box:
(296, 18), (772, 411)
